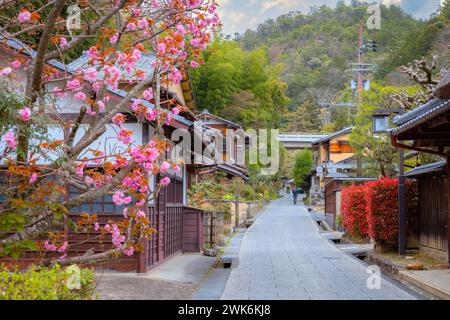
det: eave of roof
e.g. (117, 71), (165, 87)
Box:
(312, 127), (353, 145)
(391, 99), (450, 135)
(198, 111), (242, 129)
(404, 161), (447, 177)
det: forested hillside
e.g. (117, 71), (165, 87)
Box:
(192, 1), (449, 132)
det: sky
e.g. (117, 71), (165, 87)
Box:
(216, 0), (443, 35)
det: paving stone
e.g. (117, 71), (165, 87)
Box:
(220, 196), (418, 300)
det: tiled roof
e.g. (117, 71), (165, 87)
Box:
(312, 127), (353, 145)
(404, 161), (447, 177)
(67, 52), (156, 81)
(0, 37), (192, 126)
(198, 110), (242, 129)
(391, 98), (450, 133)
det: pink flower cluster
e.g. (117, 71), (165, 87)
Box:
(106, 224), (126, 248)
(17, 10), (31, 23)
(19, 107), (31, 122)
(112, 191), (132, 205)
(2, 131), (17, 149)
(43, 241), (68, 254)
(117, 128), (133, 144)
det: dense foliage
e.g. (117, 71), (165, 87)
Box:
(341, 184), (368, 239)
(292, 150), (313, 189)
(190, 41), (290, 127)
(0, 264), (95, 300)
(365, 178), (400, 243)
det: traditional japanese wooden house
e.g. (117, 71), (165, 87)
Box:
(311, 127), (357, 197)
(391, 73), (450, 263)
(186, 110), (249, 185)
(0, 38), (221, 272)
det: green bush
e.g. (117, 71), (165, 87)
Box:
(0, 264), (95, 300)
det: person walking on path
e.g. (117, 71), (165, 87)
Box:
(291, 183), (299, 205)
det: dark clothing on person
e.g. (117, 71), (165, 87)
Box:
(292, 187), (298, 205)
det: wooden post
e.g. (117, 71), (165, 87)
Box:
(447, 157), (450, 267)
(399, 149), (406, 255)
(234, 199), (239, 230)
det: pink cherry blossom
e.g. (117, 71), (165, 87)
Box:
(145, 109), (157, 121)
(2, 131), (17, 149)
(74, 92), (86, 101)
(126, 22), (136, 31)
(123, 247), (134, 256)
(110, 34), (119, 44)
(94, 222), (99, 231)
(112, 113), (125, 126)
(190, 61), (199, 68)
(29, 173), (38, 184)
(59, 37), (68, 49)
(113, 191), (133, 206)
(168, 68), (182, 84)
(11, 60), (21, 69)
(190, 38), (201, 48)
(132, 8), (141, 16)
(19, 107), (31, 121)
(83, 67), (98, 83)
(138, 18), (149, 29)
(75, 162), (84, 176)
(176, 24), (187, 35)
(160, 177), (171, 186)
(97, 100), (106, 112)
(67, 79), (81, 91)
(58, 242), (68, 253)
(165, 113), (172, 126)
(157, 42), (167, 54)
(85, 176), (94, 185)
(136, 210), (146, 218)
(171, 107), (180, 115)
(92, 82), (101, 92)
(17, 10), (31, 23)
(117, 128), (133, 144)
(160, 161), (170, 173)
(43, 241), (57, 252)
(143, 89), (154, 100)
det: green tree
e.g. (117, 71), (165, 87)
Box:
(349, 82), (418, 177)
(190, 40), (290, 128)
(292, 150), (313, 188)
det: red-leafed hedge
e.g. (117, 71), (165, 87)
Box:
(341, 184), (368, 239)
(365, 178), (399, 242)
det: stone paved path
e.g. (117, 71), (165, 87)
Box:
(221, 195), (419, 300)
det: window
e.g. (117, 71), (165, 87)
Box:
(68, 186), (125, 214)
(373, 116), (389, 133)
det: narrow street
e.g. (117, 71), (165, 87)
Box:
(221, 195), (420, 300)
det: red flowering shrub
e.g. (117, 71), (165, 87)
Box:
(341, 184), (368, 239)
(365, 178), (399, 242)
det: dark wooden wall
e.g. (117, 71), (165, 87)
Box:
(417, 173), (449, 254)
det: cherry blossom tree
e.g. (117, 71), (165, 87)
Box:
(0, 0), (220, 266)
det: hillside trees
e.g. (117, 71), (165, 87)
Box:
(190, 41), (290, 128)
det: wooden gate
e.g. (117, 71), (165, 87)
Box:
(147, 178), (186, 269)
(418, 175), (449, 253)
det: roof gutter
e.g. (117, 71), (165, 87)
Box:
(390, 135), (448, 158)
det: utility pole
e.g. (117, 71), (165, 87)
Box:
(357, 23), (364, 101)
